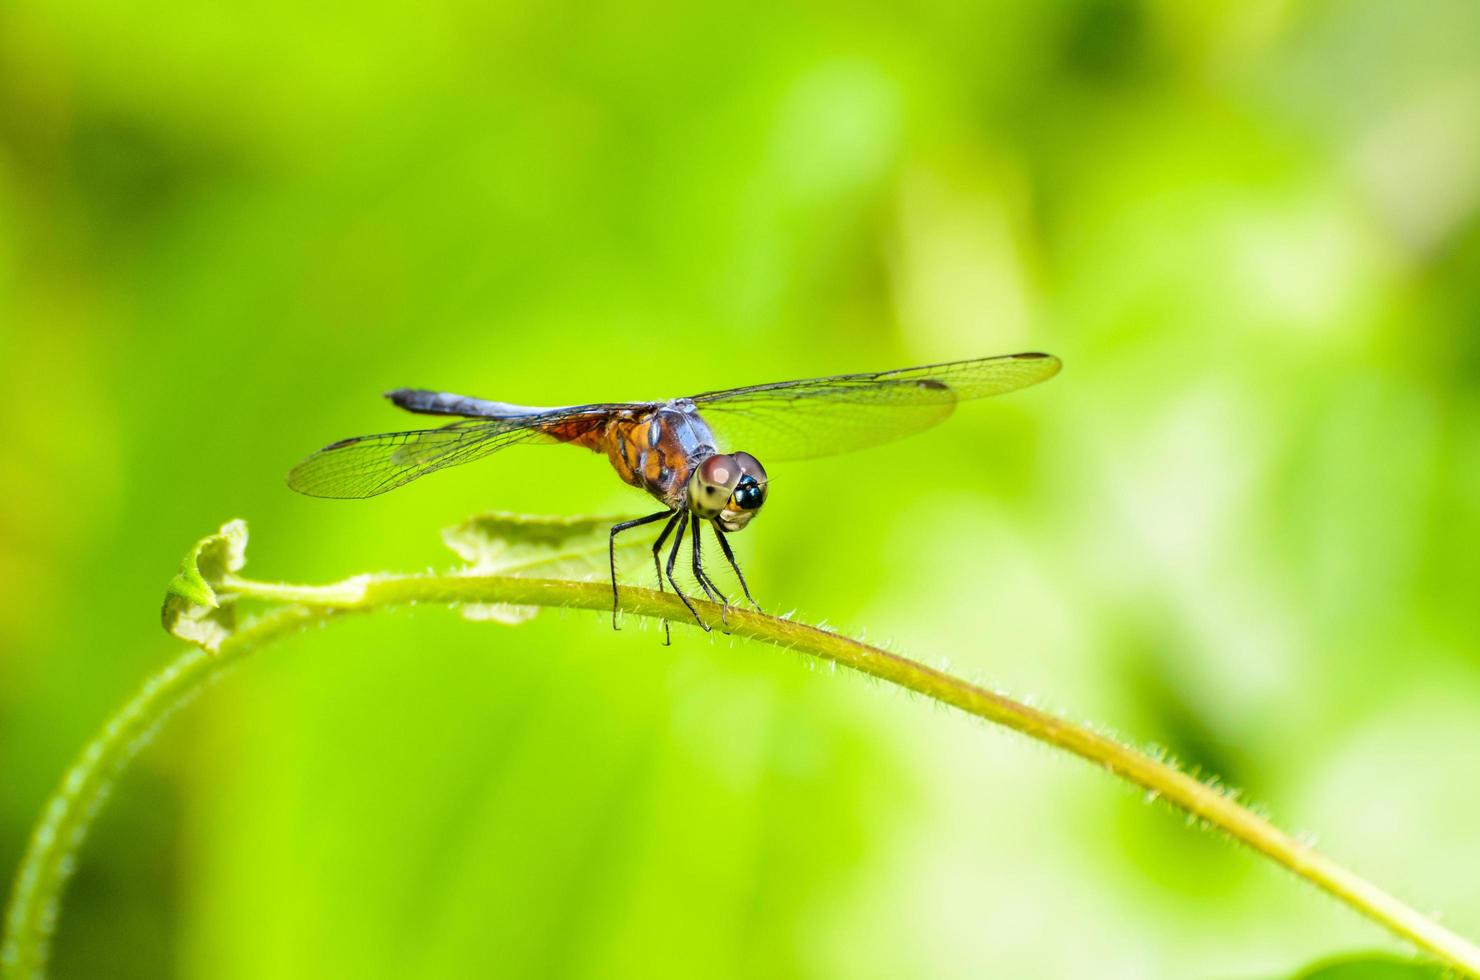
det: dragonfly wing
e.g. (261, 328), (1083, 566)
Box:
(690, 352), (1060, 461)
(286, 408), (613, 499)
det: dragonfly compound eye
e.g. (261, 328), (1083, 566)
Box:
(731, 476), (765, 511)
(688, 454), (742, 519)
(729, 451), (767, 485)
(715, 452), (767, 531)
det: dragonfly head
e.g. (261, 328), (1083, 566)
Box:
(688, 452), (768, 531)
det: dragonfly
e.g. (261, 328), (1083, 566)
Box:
(286, 352), (1061, 634)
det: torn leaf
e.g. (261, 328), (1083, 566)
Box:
(161, 519), (249, 652)
(443, 512), (649, 624)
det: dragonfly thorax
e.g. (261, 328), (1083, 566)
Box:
(602, 401), (720, 508)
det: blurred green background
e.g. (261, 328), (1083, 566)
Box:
(2, 0), (1479, 976)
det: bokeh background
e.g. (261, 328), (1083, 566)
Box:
(3, 1), (1479, 977)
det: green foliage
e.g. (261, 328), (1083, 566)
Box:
(1292, 953), (1450, 979)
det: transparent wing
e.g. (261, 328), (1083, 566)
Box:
(285, 407), (615, 499)
(690, 352), (1061, 461)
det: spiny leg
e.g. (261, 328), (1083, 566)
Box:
(649, 510), (683, 645)
(690, 520), (732, 628)
(608, 510), (671, 631)
(665, 512), (708, 631)
(651, 511), (681, 594)
(712, 523), (761, 612)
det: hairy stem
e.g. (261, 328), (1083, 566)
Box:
(5, 573), (1477, 978)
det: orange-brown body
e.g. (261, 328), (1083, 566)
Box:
(546, 398), (718, 510)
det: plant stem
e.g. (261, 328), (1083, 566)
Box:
(6, 573), (1478, 978)
(0, 607), (322, 980)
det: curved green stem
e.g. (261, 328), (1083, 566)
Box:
(1, 606), (324, 980)
(5, 573), (1477, 978)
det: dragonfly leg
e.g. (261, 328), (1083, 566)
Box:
(690, 518), (732, 629)
(712, 524), (761, 613)
(609, 510), (672, 631)
(649, 510), (683, 645)
(665, 512), (708, 631)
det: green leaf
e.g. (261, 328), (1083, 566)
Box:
(1289, 952), (1450, 979)
(161, 519), (249, 652)
(442, 511), (652, 624)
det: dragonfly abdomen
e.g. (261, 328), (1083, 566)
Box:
(385, 388), (558, 419)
